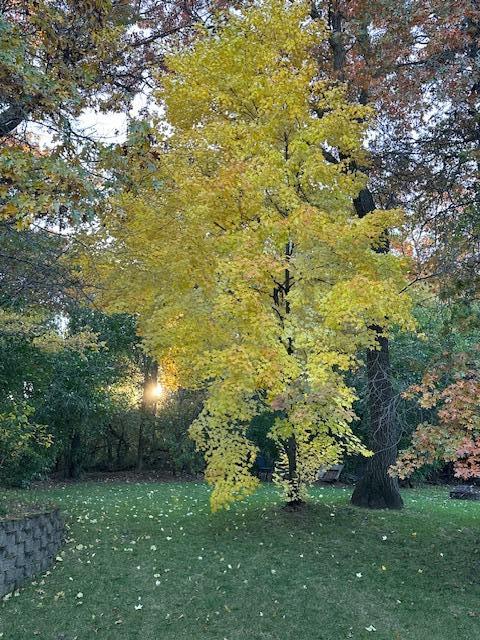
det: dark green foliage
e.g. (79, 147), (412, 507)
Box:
(247, 412), (278, 470)
(348, 296), (480, 480)
(38, 309), (142, 478)
(0, 249), (207, 482)
(0, 401), (53, 486)
(35, 337), (119, 479)
(150, 389), (205, 475)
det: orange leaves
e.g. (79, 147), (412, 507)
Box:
(455, 438), (480, 480)
(393, 351), (480, 480)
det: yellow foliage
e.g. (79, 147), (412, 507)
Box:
(86, 0), (413, 509)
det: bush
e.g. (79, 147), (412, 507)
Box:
(0, 402), (53, 486)
(152, 389), (205, 475)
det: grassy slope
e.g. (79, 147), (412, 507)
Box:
(0, 482), (479, 640)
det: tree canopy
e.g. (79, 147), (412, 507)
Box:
(87, 0), (413, 509)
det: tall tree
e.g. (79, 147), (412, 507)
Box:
(304, 1), (406, 507)
(87, 0), (413, 510)
(302, 0), (480, 507)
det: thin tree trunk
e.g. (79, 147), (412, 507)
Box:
(137, 420), (145, 472)
(107, 433), (113, 470)
(274, 240), (304, 508)
(66, 430), (82, 479)
(137, 357), (158, 471)
(136, 365), (149, 472)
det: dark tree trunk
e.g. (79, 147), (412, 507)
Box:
(106, 430), (114, 471)
(0, 104), (25, 137)
(275, 241), (304, 508)
(136, 420), (145, 472)
(351, 333), (403, 509)
(66, 430), (82, 479)
(351, 188), (403, 509)
(315, 5), (404, 509)
(283, 435), (303, 509)
(116, 433), (125, 467)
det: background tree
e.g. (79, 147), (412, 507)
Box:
(0, 0), (240, 224)
(0, 305), (102, 481)
(287, 0), (480, 508)
(0, 401), (52, 487)
(0, 221), (205, 481)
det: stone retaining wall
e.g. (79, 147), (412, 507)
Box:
(0, 509), (64, 597)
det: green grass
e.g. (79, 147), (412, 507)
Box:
(1, 482), (479, 640)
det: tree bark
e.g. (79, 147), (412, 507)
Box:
(283, 435), (303, 509)
(350, 188), (403, 509)
(351, 333), (403, 508)
(66, 430), (82, 479)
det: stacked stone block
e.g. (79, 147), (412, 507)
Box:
(0, 509), (64, 597)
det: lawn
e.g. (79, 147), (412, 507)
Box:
(0, 482), (479, 640)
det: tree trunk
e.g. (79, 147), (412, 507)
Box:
(136, 357), (158, 471)
(315, 6), (404, 508)
(116, 430), (125, 467)
(283, 435), (304, 509)
(274, 240), (304, 508)
(350, 188), (403, 509)
(66, 430), (82, 479)
(106, 427), (114, 470)
(351, 333), (403, 509)
(0, 104), (25, 137)
(136, 419), (145, 472)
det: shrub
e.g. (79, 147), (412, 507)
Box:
(0, 401), (53, 486)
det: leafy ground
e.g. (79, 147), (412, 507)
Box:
(0, 482), (479, 640)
